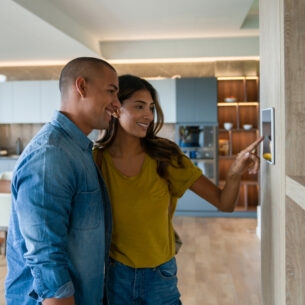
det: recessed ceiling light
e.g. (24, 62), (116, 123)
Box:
(0, 74), (7, 82)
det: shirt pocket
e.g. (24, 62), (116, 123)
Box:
(70, 190), (102, 230)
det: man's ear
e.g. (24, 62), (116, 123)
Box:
(75, 77), (86, 98)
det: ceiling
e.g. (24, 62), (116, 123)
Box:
(0, 0), (259, 68)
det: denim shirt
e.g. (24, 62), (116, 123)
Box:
(5, 111), (112, 305)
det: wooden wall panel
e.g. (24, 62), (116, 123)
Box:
(284, 0), (305, 304)
(284, 0), (305, 176)
(260, 0), (286, 304)
(286, 197), (305, 305)
(261, 0), (305, 304)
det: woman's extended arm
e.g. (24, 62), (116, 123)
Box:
(189, 136), (264, 212)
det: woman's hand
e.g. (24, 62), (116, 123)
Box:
(228, 136), (264, 178)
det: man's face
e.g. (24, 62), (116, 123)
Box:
(81, 65), (120, 134)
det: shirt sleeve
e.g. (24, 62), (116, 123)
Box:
(166, 155), (202, 198)
(15, 146), (76, 299)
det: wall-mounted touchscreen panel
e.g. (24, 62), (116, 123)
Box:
(261, 107), (275, 164)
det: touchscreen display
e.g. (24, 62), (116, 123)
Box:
(261, 108), (275, 164)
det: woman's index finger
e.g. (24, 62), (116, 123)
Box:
(244, 136), (264, 153)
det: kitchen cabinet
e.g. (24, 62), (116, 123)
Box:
(176, 77), (217, 124)
(217, 76), (260, 212)
(147, 79), (176, 123)
(175, 124), (218, 215)
(0, 80), (60, 124)
(0, 82), (13, 123)
(40, 80), (61, 122)
(12, 81), (41, 123)
(148, 77), (217, 124)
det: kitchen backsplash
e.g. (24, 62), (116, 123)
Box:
(0, 123), (176, 155)
(0, 124), (43, 154)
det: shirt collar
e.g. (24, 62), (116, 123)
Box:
(51, 110), (93, 151)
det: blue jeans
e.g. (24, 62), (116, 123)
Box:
(106, 257), (182, 305)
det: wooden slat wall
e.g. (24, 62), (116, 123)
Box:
(260, 0), (305, 304)
(284, 0), (305, 304)
(259, 0), (285, 304)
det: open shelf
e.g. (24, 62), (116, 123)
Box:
(217, 76), (260, 212)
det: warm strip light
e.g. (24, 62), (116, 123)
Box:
(0, 60), (69, 67)
(108, 56), (260, 65)
(0, 57), (260, 67)
(217, 76), (245, 80)
(245, 76), (259, 80)
(217, 76), (259, 80)
(217, 102), (259, 106)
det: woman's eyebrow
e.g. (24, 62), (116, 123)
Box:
(135, 100), (155, 105)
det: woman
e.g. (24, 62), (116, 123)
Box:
(94, 74), (263, 305)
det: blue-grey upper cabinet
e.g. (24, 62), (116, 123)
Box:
(176, 77), (217, 124)
(147, 79), (176, 123)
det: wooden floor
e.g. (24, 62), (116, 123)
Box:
(174, 217), (261, 305)
(0, 217), (261, 305)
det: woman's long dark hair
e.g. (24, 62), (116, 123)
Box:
(94, 74), (186, 179)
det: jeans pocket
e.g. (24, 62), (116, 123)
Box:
(157, 257), (177, 279)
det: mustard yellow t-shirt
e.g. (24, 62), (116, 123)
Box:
(97, 150), (202, 268)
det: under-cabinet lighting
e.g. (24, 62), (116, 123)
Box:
(217, 76), (259, 80)
(217, 102), (259, 106)
(245, 76), (259, 80)
(217, 76), (245, 80)
(108, 56), (260, 64)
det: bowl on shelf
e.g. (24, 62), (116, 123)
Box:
(224, 96), (237, 103)
(223, 122), (233, 130)
(243, 124), (253, 130)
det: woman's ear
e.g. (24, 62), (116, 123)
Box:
(75, 77), (86, 98)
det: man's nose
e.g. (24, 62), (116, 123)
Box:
(112, 95), (120, 108)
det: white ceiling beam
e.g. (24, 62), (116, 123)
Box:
(100, 37), (259, 63)
(12, 0), (100, 55)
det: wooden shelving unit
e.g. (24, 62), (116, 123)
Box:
(217, 76), (260, 212)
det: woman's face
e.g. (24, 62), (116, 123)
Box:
(118, 89), (155, 138)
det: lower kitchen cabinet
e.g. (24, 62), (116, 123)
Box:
(175, 190), (218, 216)
(0, 158), (18, 172)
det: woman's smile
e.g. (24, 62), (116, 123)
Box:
(136, 122), (150, 129)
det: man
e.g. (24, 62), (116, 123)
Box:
(5, 57), (120, 305)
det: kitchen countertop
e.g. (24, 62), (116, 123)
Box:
(0, 155), (20, 160)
